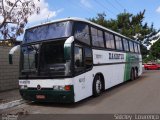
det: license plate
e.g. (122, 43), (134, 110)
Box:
(36, 95), (46, 99)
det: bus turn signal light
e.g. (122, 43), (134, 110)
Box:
(65, 85), (71, 91)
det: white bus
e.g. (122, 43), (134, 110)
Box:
(9, 18), (142, 103)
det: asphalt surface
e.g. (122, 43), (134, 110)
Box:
(1, 70), (160, 115)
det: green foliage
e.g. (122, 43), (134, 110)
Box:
(140, 44), (149, 59)
(88, 10), (158, 42)
(88, 11), (159, 59)
(149, 39), (160, 60)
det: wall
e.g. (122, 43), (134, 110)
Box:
(0, 46), (20, 91)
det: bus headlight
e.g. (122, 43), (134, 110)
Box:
(53, 86), (65, 91)
(53, 85), (71, 91)
(19, 85), (28, 89)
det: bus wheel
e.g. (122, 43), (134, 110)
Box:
(93, 75), (103, 97)
(135, 69), (138, 79)
(130, 69), (135, 80)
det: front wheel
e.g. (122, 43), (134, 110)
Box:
(93, 75), (103, 97)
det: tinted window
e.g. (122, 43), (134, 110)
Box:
(129, 41), (134, 52)
(74, 46), (84, 73)
(91, 27), (104, 47)
(84, 48), (92, 69)
(137, 44), (141, 53)
(134, 43), (138, 53)
(24, 21), (72, 43)
(105, 32), (115, 49)
(123, 39), (129, 51)
(21, 44), (40, 70)
(41, 42), (65, 66)
(115, 36), (123, 50)
(74, 23), (90, 45)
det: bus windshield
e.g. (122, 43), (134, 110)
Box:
(40, 41), (68, 76)
(21, 44), (40, 72)
(23, 21), (72, 44)
(21, 41), (71, 77)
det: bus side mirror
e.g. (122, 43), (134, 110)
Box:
(9, 45), (20, 65)
(64, 36), (74, 60)
(64, 44), (71, 60)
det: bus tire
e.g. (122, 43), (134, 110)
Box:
(93, 75), (103, 97)
(130, 68), (135, 81)
(135, 68), (138, 79)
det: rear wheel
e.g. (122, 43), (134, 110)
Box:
(93, 75), (103, 97)
(135, 69), (138, 79)
(130, 69), (135, 80)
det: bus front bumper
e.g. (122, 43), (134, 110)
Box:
(19, 88), (74, 103)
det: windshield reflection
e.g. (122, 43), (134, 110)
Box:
(21, 41), (71, 77)
(23, 21), (72, 44)
(21, 44), (40, 72)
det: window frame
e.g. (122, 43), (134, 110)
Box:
(134, 42), (139, 53)
(74, 44), (85, 73)
(123, 38), (130, 52)
(114, 35), (124, 51)
(104, 31), (116, 50)
(73, 42), (93, 75)
(73, 21), (140, 54)
(74, 22), (91, 46)
(90, 26), (105, 48)
(129, 40), (135, 53)
(137, 44), (141, 54)
(84, 47), (93, 70)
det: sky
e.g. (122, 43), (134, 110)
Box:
(27, 0), (160, 31)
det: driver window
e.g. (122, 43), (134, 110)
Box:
(74, 46), (85, 73)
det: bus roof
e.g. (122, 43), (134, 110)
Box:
(27, 17), (139, 44)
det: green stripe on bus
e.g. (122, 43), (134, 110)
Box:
(124, 53), (140, 81)
(124, 53), (131, 81)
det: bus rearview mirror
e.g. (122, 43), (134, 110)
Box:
(64, 36), (74, 60)
(64, 44), (71, 60)
(8, 45), (20, 65)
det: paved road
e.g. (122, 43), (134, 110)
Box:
(1, 70), (160, 114)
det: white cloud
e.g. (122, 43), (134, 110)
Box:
(0, 0), (62, 23)
(156, 6), (160, 13)
(80, 0), (92, 8)
(28, 0), (63, 23)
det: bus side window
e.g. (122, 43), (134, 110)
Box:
(74, 22), (90, 45)
(123, 38), (129, 51)
(91, 27), (104, 48)
(74, 46), (85, 73)
(115, 36), (123, 51)
(137, 44), (141, 53)
(129, 41), (134, 52)
(134, 43), (138, 53)
(105, 32), (115, 49)
(84, 48), (93, 69)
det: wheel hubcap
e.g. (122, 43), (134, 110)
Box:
(96, 79), (102, 94)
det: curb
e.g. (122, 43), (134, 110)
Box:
(0, 99), (26, 110)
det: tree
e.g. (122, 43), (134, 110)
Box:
(149, 39), (160, 60)
(89, 10), (158, 43)
(0, 0), (40, 39)
(88, 11), (159, 59)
